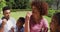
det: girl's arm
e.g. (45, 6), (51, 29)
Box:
(24, 12), (32, 32)
(25, 18), (30, 32)
(44, 27), (48, 32)
(43, 18), (49, 32)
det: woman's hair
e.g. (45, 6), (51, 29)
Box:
(50, 12), (60, 32)
(53, 12), (60, 25)
(31, 0), (48, 15)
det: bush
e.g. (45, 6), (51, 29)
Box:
(47, 9), (56, 17)
(0, 0), (6, 13)
(6, 0), (30, 9)
(11, 9), (32, 12)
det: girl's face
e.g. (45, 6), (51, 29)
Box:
(50, 18), (56, 32)
(50, 16), (60, 32)
(32, 6), (41, 23)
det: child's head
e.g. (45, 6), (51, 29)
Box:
(31, 0), (48, 22)
(50, 12), (60, 32)
(16, 17), (25, 28)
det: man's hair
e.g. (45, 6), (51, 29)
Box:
(17, 17), (25, 24)
(2, 6), (10, 13)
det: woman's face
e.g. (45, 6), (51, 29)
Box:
(32, 6), (40, 23)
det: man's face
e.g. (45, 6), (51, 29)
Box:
(3, 10), (10, 18)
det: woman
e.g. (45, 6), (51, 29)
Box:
(25, 0), (49, 32)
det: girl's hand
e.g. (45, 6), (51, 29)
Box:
(25, 12), (32, 32)
(25, 12), (32, 21)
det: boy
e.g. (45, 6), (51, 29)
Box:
(15, 17), (25, 32)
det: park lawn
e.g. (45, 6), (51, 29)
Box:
(0, 11), (51, 32)
(0, 11), (30, 20)
(0, 11), (51, 23)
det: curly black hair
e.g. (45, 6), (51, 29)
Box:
(53, 12), (60, 25)
(31, 0), (48, 15)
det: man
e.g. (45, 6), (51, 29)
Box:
(15, 17), (25, 32)
(0, 6), (16, 32)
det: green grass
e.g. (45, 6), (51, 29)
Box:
(0, 11), (51, 32)
(0, 11), (51, 23)
(0, 11), (51, 24)
(0, 11), (30, 20)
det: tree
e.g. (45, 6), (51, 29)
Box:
(0, 0), (6, 13)
(5, 0), (30, 9)
(46, 0), (54, 8)
(56, 0), (59, 10)
(13, 0), (29, 9)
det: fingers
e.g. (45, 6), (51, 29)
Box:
(2, 19), (7, 22)
(26, 12), (32, 18)
(25, 12), (32, 22)
(2, 19), (7, 26)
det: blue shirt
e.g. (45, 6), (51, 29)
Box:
(15, 26), (24, 32)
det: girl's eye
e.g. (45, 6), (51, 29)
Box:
(32, 11), (34, 13)
(50, 28), (53, 32)
(55, 30), (60, 32)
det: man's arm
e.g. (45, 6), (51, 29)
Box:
(0, 19), (7, 32)
(10, 27), (14, 32)
(0, 24), (5, 32)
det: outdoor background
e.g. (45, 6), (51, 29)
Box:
(0, 0), (60, 32)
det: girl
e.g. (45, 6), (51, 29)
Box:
(25, 0), (49, 32)
(50, 12), (60, 32)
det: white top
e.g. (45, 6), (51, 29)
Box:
(0, 17), (16, 32)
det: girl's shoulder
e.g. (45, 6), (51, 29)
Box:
(41, 17), (48, 23)
(41, 17), (49, 27)
(41, 17), (48, 22)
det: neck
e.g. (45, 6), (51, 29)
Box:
(4, 17), (9, 21)
(18, 26), (23, 30)
(35, 16), (43, 24)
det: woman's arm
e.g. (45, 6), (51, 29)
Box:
(43, 18), (49, 32)
(44, 27), (48, 32)
(25, 18), (30, 32)
(24, 12), (32, 32)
